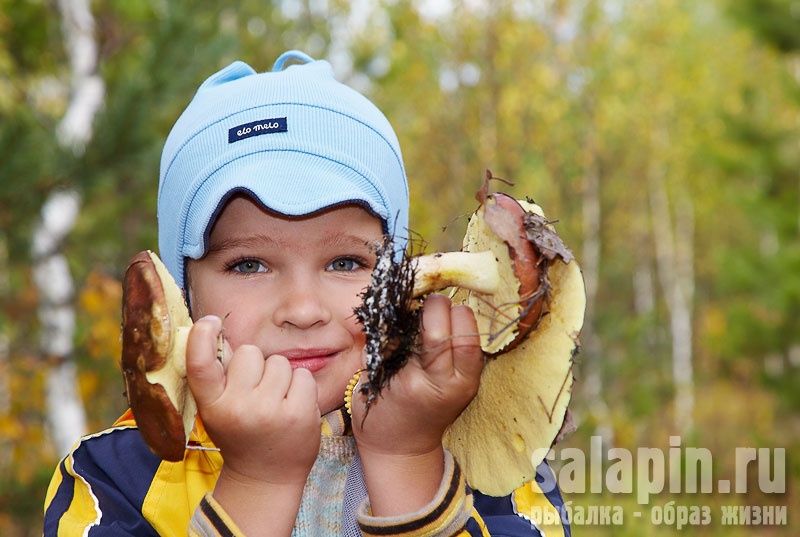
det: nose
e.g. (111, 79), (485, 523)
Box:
(272, 272), (331, 329)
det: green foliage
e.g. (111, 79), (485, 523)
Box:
(2, 0), (799, 534)
(1, 0), (62, 71)
(728, 0), (800, 52)
(0, 464), (56, 536)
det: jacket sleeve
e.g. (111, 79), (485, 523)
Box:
(43, 426), (163, 537)
(354, 450), (472, 537)
(467, 461), (571, 537)
(354, 455), (570, 537)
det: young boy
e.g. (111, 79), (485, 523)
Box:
(44, 50), (571, 537)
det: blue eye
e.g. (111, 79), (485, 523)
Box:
(232, 259), (267, 274)
(327, 258), (358, 271)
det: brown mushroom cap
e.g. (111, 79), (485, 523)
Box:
(455, 193), (546, 355)
(446, 199), (585, 496)
(121, 251), (195, 461)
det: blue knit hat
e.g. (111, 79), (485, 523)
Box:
(157, 50), (409, 289)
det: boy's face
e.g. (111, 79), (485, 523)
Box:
(187, 195), (383, 415)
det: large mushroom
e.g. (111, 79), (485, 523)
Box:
(121, 250), (198, 461)
(445, 196), (585, 496)
(355, 177), (585, 496)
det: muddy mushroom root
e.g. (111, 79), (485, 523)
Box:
(121, 250), (196, 461)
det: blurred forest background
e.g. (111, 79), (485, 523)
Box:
(1, 0), (799, 534)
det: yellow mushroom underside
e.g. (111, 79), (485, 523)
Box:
(145, 251), (197, 445)
(459, 200), (526, 355)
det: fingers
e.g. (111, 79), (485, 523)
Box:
(419, 294), (483, 381)
(188, 316), (313, 413)
(218, 336), (234, 371)
(186, 315), (227, 408)
(285, 367), (319, 416)
(449, 305), (483, 381)
(263, 354), (295, 394)
(419, 294), (453, 373)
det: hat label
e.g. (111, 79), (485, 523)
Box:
(228, 117), (287, 143)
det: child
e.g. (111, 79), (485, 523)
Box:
(43, 50), (571, 537)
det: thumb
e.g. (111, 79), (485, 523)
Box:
(186, 315), (226, 408)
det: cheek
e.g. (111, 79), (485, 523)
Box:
(186, 267), (214, 320)
(187, 287), (210, 322)
(345, 314), (366, 345)
(315, 337), (364, 414)
(333, 286), (368, 340)
(188, 286), (260, 349)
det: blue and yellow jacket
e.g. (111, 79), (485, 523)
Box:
(44, 409), (570, 537)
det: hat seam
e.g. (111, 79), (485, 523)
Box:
(161, 102), (408, 201)
(176, 148), (392, 272)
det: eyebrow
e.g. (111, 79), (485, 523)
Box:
(322, 231), (379, 250)
(206, 234), (279, 256)
(206, 231), (378, 255)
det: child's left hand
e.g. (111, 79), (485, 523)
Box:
(351, 293), (483, 514)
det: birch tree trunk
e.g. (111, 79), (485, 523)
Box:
(37, 0), (104, 457)
(55, 0), (105, 154)
(34, 192), (87, 456)
(648, 165), (695, 434)
(580, 147), (614, 446)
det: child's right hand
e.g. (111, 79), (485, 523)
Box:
(185, 315), (321, 487)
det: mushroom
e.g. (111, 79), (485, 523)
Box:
(354, 178), (585, 496)
(445, 197), (585, 496)
(448, 191), (552, 355)
(356, 189), (568, 400)
(121, 250), (197, 461)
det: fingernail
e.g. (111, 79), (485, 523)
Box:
(198, 315), (222, 329)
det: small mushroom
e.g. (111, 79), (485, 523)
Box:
(121, 250), (196, 461)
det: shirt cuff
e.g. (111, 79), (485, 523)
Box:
(356, 450), (473, 537)
(189, 493), (247, 537)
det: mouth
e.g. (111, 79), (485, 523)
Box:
(274, 349), (340, 373)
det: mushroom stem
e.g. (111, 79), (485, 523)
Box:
(412, 250), (500, 297)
